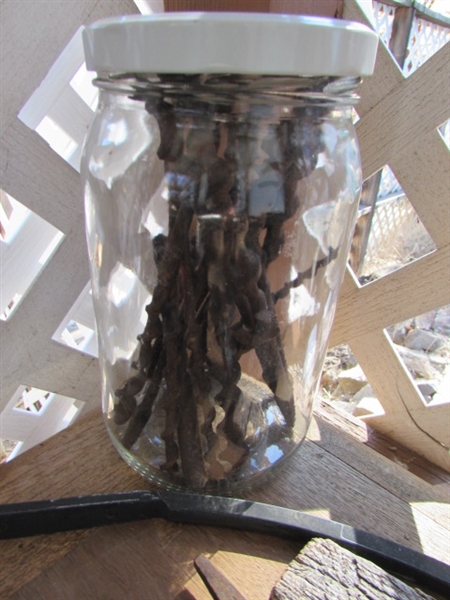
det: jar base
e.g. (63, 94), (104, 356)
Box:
(104, 373), (309, 494)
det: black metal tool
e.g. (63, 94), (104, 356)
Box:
(1, 491), (448, 596)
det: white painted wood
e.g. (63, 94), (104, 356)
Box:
(1, 119), (85, 232)
(1, 0), (138, 418)
(135, 0), (165, 13)
(0, 202), (64, 317)
(330, 245), (450, 346)
(0, 220), (98, 404)
(356, 41), (450, 179)
(51, 281), (98, 358)
(54, 282), (96, 334)
(390, 128), (450, 250)
(0, 0), (138, 138)
(73, 291), (97, 332)
(44, 85), (96, 171)
(0, 386), (84, 458)
(330, 0), (450, 470)
(349, 329), (450, 470)
(17, 27), (86, 131)
(46, 86), (94, 152)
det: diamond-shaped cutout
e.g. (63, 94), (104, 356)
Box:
(18, 27), (97, 172)
(0, 190), (64, 321)
(438, 118), (450, 150)
(134, 0), (164, 15)
(52, 269), (151, 359)
(0, 439), (23, 464)
(52, 282), (98, 358)
(386, 305), (450, 406)
(16, 1), (155, 172)
(14, 388), (51, 414)
(349, 165), (436, 283)
(320, 343), (384, 418)
(0, 386), (85, 461)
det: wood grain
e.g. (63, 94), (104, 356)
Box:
(10, 521), (298, 600)
(0, 0), (138, 137)
(390, 128), (450, 250)
(271, 537), (433, 600)
(314, 400), (450, 493)
(330, 0), (450, 470)
(348, 331), (450, 467)
(357, 41), (450, 179)
(330, 247), (450, 346)
(269, 0), (343, 16)
(1, 402), (449, 599)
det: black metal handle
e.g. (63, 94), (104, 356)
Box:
(1, 491), (448, 596)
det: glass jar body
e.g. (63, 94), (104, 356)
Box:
(81, 76), (362, 493)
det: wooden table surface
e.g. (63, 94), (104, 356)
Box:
(1, 401), (449, 599)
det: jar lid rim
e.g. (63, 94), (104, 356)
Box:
(83, 12), (378, 77)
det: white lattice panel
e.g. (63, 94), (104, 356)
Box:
(377, 164), (404, 199)
(404, 14), (450, 76)
(372, 0), (450, 76)
(0, 0), (140, 454)
(373, 0), (396, 46)
(333, 0), (450, 470)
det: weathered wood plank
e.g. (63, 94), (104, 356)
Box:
(271, 537), (433, 600)
(206, 548), (297, 600)
(314, 400), (450, 493)
(164, 0), (271, 10)
(164, 0), (342, 16)
(1, 401), (448, 599)
(310, 403), (450, 531)
(9, 520), (297, 600)
(389, 6), (415, 69)
(269, 0), (343, 16)
(254, 433), (450, 561)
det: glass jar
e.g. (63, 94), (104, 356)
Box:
(81, 13), (377, 493)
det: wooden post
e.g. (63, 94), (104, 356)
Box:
(389, 5), (415, 70)
(164, 0), (270, 10)
(349, 169), (383, 277)
(164, 0), (343, 16)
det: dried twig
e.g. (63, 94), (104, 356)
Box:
(112, 80), (337, 489)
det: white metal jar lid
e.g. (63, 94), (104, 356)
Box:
(83, 12), (378, 77)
